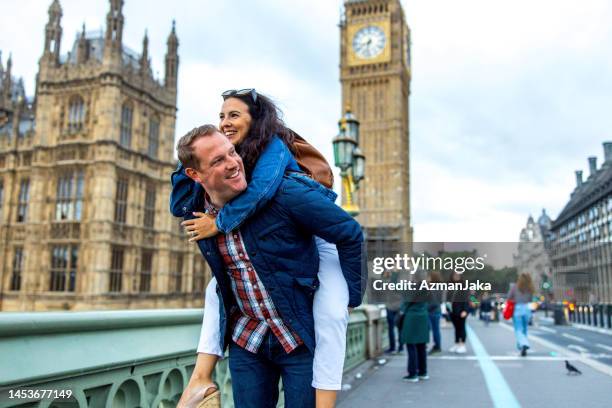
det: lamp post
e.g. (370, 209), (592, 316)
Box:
(332, 107), (365, 216)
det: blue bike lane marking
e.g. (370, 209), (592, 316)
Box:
(467, 324), (521, 408)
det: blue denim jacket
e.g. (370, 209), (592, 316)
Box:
(188, 173), (365, 354)
(169, 136), (301, 232)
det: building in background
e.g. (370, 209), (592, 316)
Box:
(513, 210), (552, 293)
(549, 143), (612, 304)
(339, 0), (413, 250)
(0, 0), (209, 311)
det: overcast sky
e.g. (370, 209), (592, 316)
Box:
(2, 0), (612, 243)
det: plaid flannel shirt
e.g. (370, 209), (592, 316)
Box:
(206, 200), (303, 354)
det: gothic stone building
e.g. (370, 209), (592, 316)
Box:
(550, 143), (612, 304)
(0, 0), (209, 311)
(513, 210), (553, 293)
(339, 0), (413, 247)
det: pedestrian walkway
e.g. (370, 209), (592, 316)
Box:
(338, 316), (612, 408)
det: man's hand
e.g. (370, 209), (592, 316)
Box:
(182, 212), (219, 242)
(460, 311), (467, 319)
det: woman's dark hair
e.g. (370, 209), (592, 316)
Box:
(225, 92), (296, 178)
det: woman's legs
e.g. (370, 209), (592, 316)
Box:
(313, 237), (350, 407)
(450, 314), (458, 343)
(522, 309), (531, 343)
(454, 316), (467, 353)
(196, 277), (224, 357)
(416, 343), (427, 376)
(179, 279), (221, 407)
(513, 304), (531, 351)
(406, 344), (417, 377)
(457, 316), (467, 343)
(512, 315), (523, 350)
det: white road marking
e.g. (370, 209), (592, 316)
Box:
(562, 333), (585, 342)
(596, 343), (612, 353)
(538, 326), (557, 334)
(466, 325), (520, 408)
(429, 355), (576, 361)
(572, 323), (612, 336)
(567, 344), (589, 353)
(499, 322), (612, 377)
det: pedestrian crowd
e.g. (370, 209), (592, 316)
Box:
(386, 271), (536, 384)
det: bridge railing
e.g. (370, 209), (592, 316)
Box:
(566, 303), (612, 330)
(0, 305), (388, 408)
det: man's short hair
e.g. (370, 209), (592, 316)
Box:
(176, 124), (220, 169)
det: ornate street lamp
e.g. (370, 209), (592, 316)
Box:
(352, 147), (365, 185)
(343, 108), (360, 145)
(332, 107), (365, 216)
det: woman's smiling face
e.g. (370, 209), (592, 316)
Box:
(219, 97), (253, 145)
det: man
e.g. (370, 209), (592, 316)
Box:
(382, 269), (404, 355)
(175, 125), (364, 408)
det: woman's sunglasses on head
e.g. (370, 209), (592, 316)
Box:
(221, 88), (257, 103)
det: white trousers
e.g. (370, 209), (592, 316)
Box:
(197, 237), (349, 390)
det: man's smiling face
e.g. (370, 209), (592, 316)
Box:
(189, 131), (247, 206)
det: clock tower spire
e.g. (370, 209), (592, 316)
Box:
(340, 0), (413, 246)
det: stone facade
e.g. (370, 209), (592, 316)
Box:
(0, 0), (210, 311)
(513, 210), (553, 293)
(339, 0), (413, 245)
(550, 144), (612, 304)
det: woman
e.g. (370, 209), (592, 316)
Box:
(174, 89), (349, 408)
(399, 298), (429, 382)
(448, 271), (469, 354)
(508, 273), (535, 356)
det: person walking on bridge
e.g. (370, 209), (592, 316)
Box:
(448, 272), (469, 354)
(479, 292), (493, 327)
(507, 273), (535, 357)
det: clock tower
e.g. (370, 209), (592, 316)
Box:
(340, 0), (413, 245)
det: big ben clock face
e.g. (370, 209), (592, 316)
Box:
(347, 21), (391, 66)
(352, 26), (386, 59)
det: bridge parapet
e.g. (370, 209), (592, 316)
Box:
(0, 306), (388, 407)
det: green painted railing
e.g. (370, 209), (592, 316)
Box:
(344, 311), (368, 372)
(0, 306), (388, 408)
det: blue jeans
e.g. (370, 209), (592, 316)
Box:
(428, 311), (441, 349)
(482, 312), (491, 326)
(229, 332), (315, 408)
(386, 309), (403, 351)
(513, 303), (531, 350)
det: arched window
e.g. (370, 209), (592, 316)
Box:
(148, 116), (160, 158)
(120, 102), (133, 148)
(67, 96), (85, 133)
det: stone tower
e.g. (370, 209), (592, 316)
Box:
(0, 0), (208, 311)
(339, 0), (413, 246)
